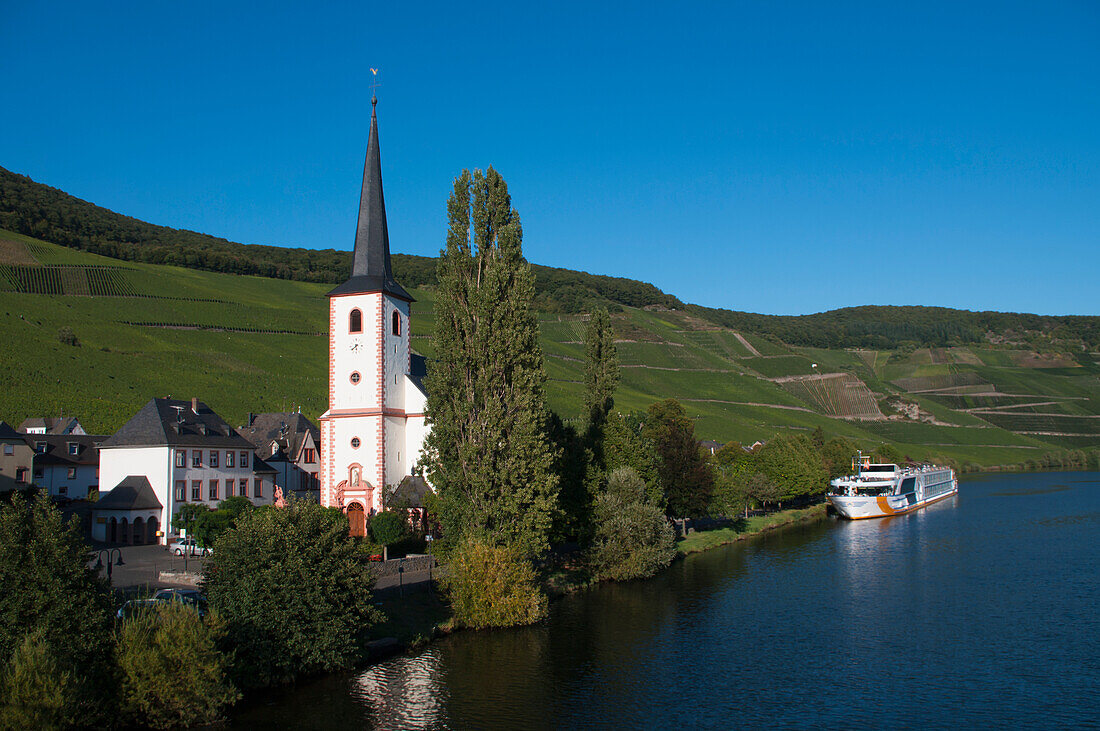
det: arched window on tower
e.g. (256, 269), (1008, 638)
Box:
(392, 310), (401, 336)
(349, 308), (362, 333)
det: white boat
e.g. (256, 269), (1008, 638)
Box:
(826, 452), (957, 520)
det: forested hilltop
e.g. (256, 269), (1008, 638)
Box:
(1, 165), (1097, 351)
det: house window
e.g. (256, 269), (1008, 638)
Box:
(300, 472), (309, 491)
(240, 451), (249, 468)
(226, 451), (235, 468)
(175, 450), (186, 468)
(67, 468), (76, 480)
(209, 480), (219, 501)
(192, 451), (202, 467)
(175, 481), (186, 501)
(303, 448), (316, 464)
(35, 442), (46, 453)
(351, 437), (360, 449)
(392, 310), (400, 336)
(253, 478), (262, 498)
(191, 481), (201, 501)
(58, 485), (67, 496)
(68, 442), (79, 456)
(34, 467), (44, 479)
(349, 308), (362, 333)
(239, 479), (248, 497)
(209, 451), (219, 468)
(2, 444), (12, 456)
(350, 371), (361, 384)
(16, 468), (27, 483)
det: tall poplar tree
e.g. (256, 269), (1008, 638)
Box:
(584, 307), (619, 427)
(422, 168), (558, 556)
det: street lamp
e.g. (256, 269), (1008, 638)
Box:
(93, 548), (125, 582)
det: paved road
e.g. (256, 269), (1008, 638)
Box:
(87, 543), (208, 591)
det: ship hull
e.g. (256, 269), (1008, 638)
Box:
(828, 483), (957, 520)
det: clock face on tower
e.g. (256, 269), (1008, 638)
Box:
(348, 337), (363, 352)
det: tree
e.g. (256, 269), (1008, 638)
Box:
(202, 500), (380, 688)
(746, 472), (783, 511)
(584, 307), (619, 427)
(643, 399), (714, 517)
(754, 433), (827, 503)
(116, 603), (240, 730)
(421, 167), (558, 557)
(0, 493), (115, 726)
(0, 630), (74, 730)
(442, 539), (548, 629)
(602, 411), (662, 506)
(369, 510), (411, 547)
(588, 468), (676, 581)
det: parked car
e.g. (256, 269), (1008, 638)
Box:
(168, 537), (212, 556)
(116, 598), (159, 619)
(117, 589), (207, 619)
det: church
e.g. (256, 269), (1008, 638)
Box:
(318, 96), (430, 536)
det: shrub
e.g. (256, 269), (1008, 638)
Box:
(203, 500), (380, 688)
(116, 603), (239, 730)
(56, 326), (79, 346)
(588, 468), (676, 581)
(0, 630), (74, 730)
(442, 539), (548, 629)
(369, 510), (412, 547)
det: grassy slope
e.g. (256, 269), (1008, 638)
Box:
(1, 229), (1097, 465)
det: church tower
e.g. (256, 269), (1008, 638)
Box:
(319, 96), (429, 533)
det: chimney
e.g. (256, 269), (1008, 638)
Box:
(191, 397), (199, 414)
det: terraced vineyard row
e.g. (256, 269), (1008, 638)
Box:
(780, 374), (883, 418)
(0, 264), (137, 296)
(973, 412), (1100, 435)
(892, 372), (988, 392)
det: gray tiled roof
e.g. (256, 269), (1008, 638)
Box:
(18, 416), (83, 434)
(27, 434), (103, 466)
(97, 476), (162, 510)
(0, 421), (22, 441)
(100, 398), (255, 449)
(237, 412), (320, 461)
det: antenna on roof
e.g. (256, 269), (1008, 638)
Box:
(170, 405), (185, 424)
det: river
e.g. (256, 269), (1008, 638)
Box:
(231, 471), (1100, 728)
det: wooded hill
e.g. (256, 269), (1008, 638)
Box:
(1, 169), (1098, 471)
(3, 165), (1096, 351)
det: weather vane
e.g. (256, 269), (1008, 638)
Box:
(370, 68), (381, 105)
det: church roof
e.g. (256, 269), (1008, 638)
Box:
(329, 97), (413, 301)
(97, 476), (163, 511)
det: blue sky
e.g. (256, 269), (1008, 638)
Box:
(2, 1), (1097, 315)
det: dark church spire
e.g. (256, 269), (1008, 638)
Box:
(329, 95), (412, 300)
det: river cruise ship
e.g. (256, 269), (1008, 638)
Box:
(826, 453), (957, 520)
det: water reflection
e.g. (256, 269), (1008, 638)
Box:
(354, 649), (446, 730)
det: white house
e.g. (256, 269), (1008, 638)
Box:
(318, 95), (430, 537)
(95, 397), (276, 545)
(29, 434), (101, 500)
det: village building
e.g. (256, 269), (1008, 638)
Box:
(29, 433), (102, 500)
(0, 421), (35, 492)
(319, 96), (430, 536)
(238, 411), (321, 500)
(19, 415), (87, 435)
(95, 397), (276, 545)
